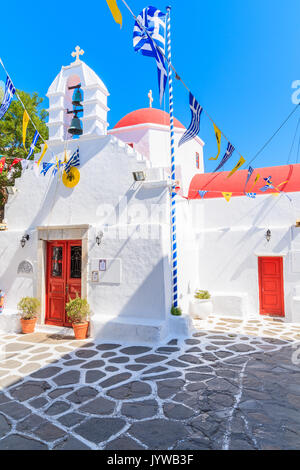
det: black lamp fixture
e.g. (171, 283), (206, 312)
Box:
(96, 231), (104, 246)
(20, 234), (29, 248)
(132, 171), (146, 182)
(265, 229), (271, 243)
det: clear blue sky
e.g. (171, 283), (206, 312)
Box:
(1, 0), (299, 172)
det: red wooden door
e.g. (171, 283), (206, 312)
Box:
(46, 240), (82, 326)
(258, 257), (285, 317)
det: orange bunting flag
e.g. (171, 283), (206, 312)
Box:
(250, 173), (260, 191)
(37, 144), (48, 166)
(0, 156), (5, 174)
(222, 192), (232, 202)
(106, 0), (122, 27)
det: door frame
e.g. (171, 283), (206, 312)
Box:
(258, 256), (285, 317)
(36, 225), (89, 327)
(45, 239), (82, 327)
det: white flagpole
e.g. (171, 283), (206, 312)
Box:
(166, 6), (178, 309)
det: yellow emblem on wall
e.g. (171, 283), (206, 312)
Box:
(62, 166), (80, 188)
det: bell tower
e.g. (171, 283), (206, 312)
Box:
(46, 46), (110, 143)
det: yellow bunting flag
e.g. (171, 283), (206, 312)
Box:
(22, 111), (30, 150)
(250, 173), (260, 191)
(222, 192), (232, 202)
(106, 0), (122, 27)
(37, 143), (48, 166)
(209, 124), (221, 160)
(227, 156), (246, 178)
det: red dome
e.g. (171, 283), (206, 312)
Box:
(113, 108), (185, 130)
(188, 164), (300, 199)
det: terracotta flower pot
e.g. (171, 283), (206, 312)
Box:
(20, 317), (37, 334)
(72, 322), (89, 340)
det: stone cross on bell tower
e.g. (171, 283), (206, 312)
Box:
(71, 46), (84, 63)
(148, 89), (153, 108)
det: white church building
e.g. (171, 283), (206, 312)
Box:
(1, 50), (300, 342)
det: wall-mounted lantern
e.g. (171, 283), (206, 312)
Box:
(132, 171), (146, 182)
(20, 234), (29, 248)
(265, 229), (271, 243)
(96, 231), (104, 246)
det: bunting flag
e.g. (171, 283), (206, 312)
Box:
(26, 130), (40, 160)
(133, 7), (167, 104)
(198, 190), (208, 199)
(249, 173), (260, 191)
(222, 192), (232, 202)
(22, 111), (30, 150)
(213, 142), (235, 173)
(178, 93), (203, 147)
(209, 124), (221, 160)
(227, 156), (246, 178)
(0, 156), (5, 174)
(246, 192), (256, 199)
(37, 143), (48, 166)
(264, 176), (272, 185)
(244, 166), (254, 192)
(259, 184), (274, 192)
(52, 158), (63, 176)
(40, 162), (54, 176)
(9, 158), (22, 171)
(0, 76), (16, 120)
(106, 0), (122, 27)
(65, 148), (80, 174)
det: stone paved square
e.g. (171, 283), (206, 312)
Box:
(0, 318), (300, 450)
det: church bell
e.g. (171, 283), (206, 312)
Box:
(72, 88), (83, 107)
(68, 115), (83, 136)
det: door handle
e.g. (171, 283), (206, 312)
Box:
(66, 284), (69, 295)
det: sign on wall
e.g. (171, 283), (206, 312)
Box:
(89, 258), (122, 284)
(17, 260), (33, 275)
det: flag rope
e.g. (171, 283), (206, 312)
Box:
(166, 7), (178, 309)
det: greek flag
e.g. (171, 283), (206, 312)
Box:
(213, 142), (235, 173)
(65, 148), (80, 174)
(179, 93), (203, 147)
(246, 192), (256, 199)
(26, 130), (40, 160)
(264, 176), (272, 185)
(40, 162), (54, 176)
(133, 6), (167, 104)
(198, 190), (208, 199)
(260, 184), (274, 192)
(52, 160), (63, 176)
(244, 166), (254, 192)
(0, 76), (16, 120)
(133, 6), (166, 56)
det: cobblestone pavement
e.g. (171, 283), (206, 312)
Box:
(0, 325), (300, 450)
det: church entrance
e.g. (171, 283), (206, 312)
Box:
(45, 240), (82, 327)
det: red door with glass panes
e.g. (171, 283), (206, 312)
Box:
(46, 240), (82, 326)
(258, 257), (285, 317)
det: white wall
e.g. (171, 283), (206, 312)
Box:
(186, 192), (300, 321)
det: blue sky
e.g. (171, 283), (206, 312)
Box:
(1, 0), (299, 172)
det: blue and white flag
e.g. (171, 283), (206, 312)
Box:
(26, 130), (40, 160)
(40, 162), (54, 176)
(65, 148), (80, 174)
(179, 93), (203, 147)
(133, 6), (166, 56)
(198, 190), (208, 199)
(133, 6), (167, 104)
(246, 192), (256, 199)
(264, 176), (272, 185)
(52, 160), (63, 176)
(213, 142), (235, 173)
(244, 166), (254, 192)
(259, 184), (274, 192)
(0, 76), (16, 120)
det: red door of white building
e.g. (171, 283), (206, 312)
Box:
(46, 240), (82, 326)
(258, 256), (285, 317)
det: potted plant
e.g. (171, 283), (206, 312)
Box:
(66, 295), (91, 340)
(18, 297), (40, 334)
(171, 305), (182, 316)
(190, 290), (213, 319)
